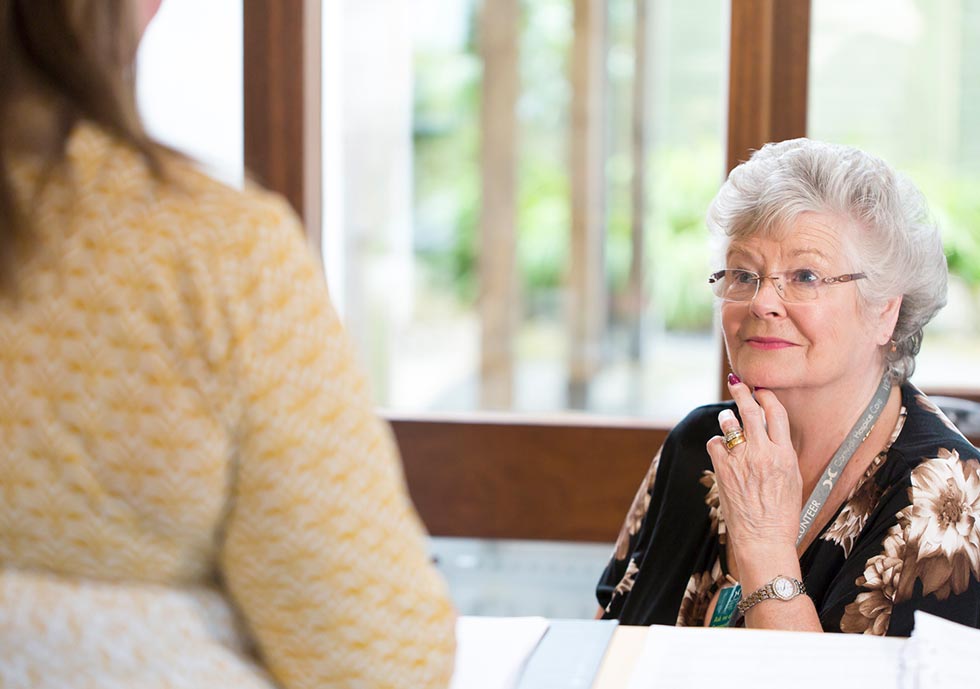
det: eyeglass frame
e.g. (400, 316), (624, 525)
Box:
(707, 268), (868, 303)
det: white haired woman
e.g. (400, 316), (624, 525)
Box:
(596, 139), (980, 635)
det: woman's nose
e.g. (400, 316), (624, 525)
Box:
(759, 275), (786, 298)
(750, 276), (786, 314)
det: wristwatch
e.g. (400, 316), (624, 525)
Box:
(736, 575), (806, 614)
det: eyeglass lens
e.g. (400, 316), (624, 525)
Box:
(711, 270), (819, 303)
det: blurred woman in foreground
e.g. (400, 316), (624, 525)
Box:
(0, 2), (455, 687)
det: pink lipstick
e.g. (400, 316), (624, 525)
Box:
(745, 337), (797, 350)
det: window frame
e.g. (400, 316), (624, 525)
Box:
(242, 0), (979, 543)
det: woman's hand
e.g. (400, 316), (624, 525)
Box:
(706, 376), (823, 632)
(706, 375), (803, 560)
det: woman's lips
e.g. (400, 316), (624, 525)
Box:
(745, 337), (798, 350)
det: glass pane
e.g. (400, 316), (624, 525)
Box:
(809, 0), (980, 391)
(136, 0), (243, 187)
(324, 0), (726, 421)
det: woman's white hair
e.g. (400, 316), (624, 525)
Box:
(706, 138), (948, 384)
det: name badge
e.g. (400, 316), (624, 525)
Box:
(709, 583), (741, 627)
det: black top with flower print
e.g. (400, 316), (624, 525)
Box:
(596, 383), (980, 636)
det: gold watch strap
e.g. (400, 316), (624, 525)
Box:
(736, 576), (806, 614)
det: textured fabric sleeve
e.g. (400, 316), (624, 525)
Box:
(216, 197), (456, 689)
(837, 446), (980, 636)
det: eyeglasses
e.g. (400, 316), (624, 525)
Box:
(707, 269), (867, 303)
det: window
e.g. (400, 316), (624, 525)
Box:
(244, 1), (980, 558)
(323, 0), (726, 423)
(809, 0), (980, 392)
(136, 0), (243, 187)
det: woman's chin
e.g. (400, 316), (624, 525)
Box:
(739, 376), (765, 390)
(733, 368), (791, 391)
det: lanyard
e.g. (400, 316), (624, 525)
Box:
(796, 371), (892, 544)
(709, 371), (893, 627)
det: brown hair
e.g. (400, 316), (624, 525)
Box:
(0, 0), (161, 288)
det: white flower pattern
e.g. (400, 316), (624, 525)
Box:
(822, 474), (884, 558)
(606, 559), (641, 613)
(900, 449), (980, 600)
(700, 471), (727, 544)
(675, 561), (723, 627)
(843, 449), (980, 634)
(841, 516), (908, 635)
(613, 449), (662, 561)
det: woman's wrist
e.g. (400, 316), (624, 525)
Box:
(733, 543), (801, 593)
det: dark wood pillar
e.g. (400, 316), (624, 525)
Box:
(721, 0), (810, 397)
(243, 0), (321, 244)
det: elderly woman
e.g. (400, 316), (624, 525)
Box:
(596, 139), (980, 635)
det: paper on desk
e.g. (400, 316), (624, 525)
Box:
(905, 611), (980, 689)
(625, 624), (905, 689)
(450, 616), (550, 689)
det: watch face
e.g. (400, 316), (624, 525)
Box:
(773, 577), (796, 599)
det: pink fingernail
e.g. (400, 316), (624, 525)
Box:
(728, 373), (741, 386)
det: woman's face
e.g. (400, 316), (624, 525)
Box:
(721, 212), (894, 393)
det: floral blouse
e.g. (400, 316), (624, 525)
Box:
(596, 384), (980, 635)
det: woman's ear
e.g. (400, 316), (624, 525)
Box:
(876, 295), (904, 346)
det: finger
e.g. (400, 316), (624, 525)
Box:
(706, 435), (731, 469)
(717, 410), (747, 454)
(727, 375), (767, 441)
(754, 388), (791, 446)
(717, 408), (741, 434)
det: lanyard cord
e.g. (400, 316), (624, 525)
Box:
(796, 371), (893, 545)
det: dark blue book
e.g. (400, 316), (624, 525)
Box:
(514, 619), (619, 689)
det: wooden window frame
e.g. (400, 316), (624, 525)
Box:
(243, 0), (321, 247)
(242, 0), (977, 543)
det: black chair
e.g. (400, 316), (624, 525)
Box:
(932, 396), (980, 437)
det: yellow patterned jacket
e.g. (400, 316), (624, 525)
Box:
(0, 124), (456, 688)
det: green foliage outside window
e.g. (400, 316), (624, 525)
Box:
(411, 0), (980, 340)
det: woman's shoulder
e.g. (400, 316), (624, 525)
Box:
(158, 154), (303, 251)
(892, 384), (980, 467)
(68, 122), (303, 251)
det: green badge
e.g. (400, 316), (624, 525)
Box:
(709, 583), (741, 627)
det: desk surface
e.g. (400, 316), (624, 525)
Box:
(591, 626), (646, 688)
(467, 617), (917, 688)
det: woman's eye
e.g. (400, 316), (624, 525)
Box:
(732, 270), (756, 284)
(790, 269), (820, 284)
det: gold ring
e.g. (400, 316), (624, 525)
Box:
(724, 428), (746, 450)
